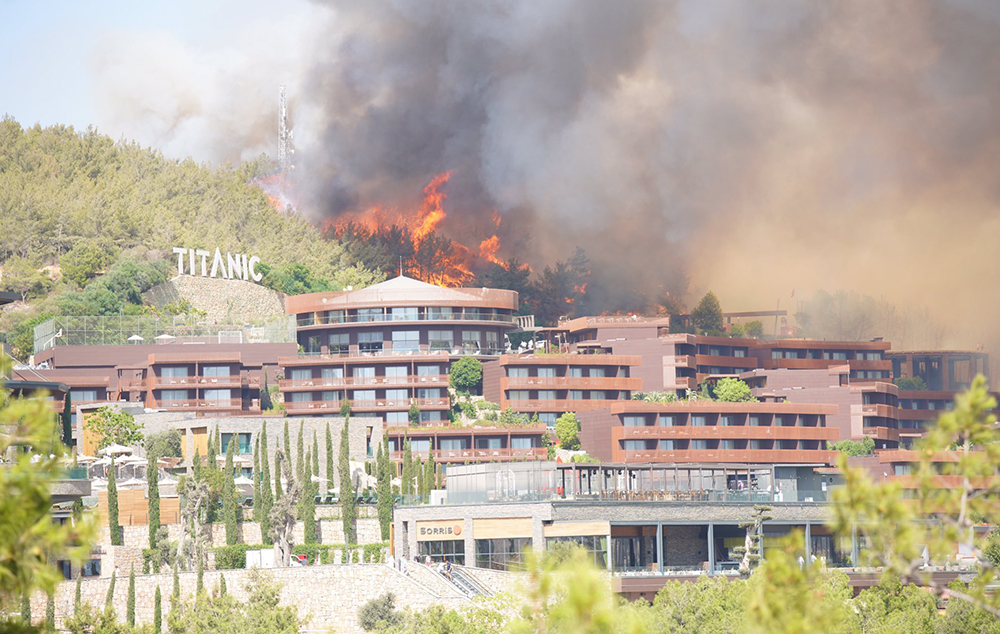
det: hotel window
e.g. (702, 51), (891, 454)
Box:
(391, 307), (418, 321)
(358, 332), (383, 353)
(733, 348), (747, 358)
(353, 367), (376, 384)
(476, 538), (532, 571)
(357, 308), (384, 322)
(538, 413), (558, 428)
(385, 366), (408, 380)
(440, 438), (468, 450)
(161, 366), (190, 378)
(508, 367), (529, 378)
(410, 439), (431, 453)
(328, 333), (349, 354)
(419, 540), (464, 564)
(385, 412), (408, 424)
(429, 330), (454, 351)
(537, 367), (556, 378)
(290, 369), (312, 381)
(720, 440), (735, 450)
(385, 389), (408, 402)
(321, 391), (342, 401)
(426, 306), (454, 320)
(569, 390), (584, 400)
(511, 437), (536, 449)
(204, 389), (231, 404)
(476, 437), (503, 449)
(749, 440), (761, 450)
(691, 440), (708, 450)
(57, 560), (72, 580)
(289, 392), (310, 403)
(81, 560), (102, 577)
(659, 415), (674, 427)
(486, 331), (499, 353)
(749, 415), (761, 426)
(321, 367), (344, 380)
(508, 390), (529, 401)
(590, 390), (606, 400)
(417, 388), (443, 399)
(537, 390), (556, 400)
(392, 330), (420, 353)
(202, 365), (229, 378)
(691, 416), (707, 427)
(462, 330), (482, 352)
(545, 536), (607, 569)
(352, 390), (376, 402)
(771, 351), (783, 360)
(421, 411), (445, 422)
(720, 415), (735, 427)
(590, 368), (606, 378)
(160, 389), (189, 402)
(70, 389), (98, 402)
(623, 440), (646, 451)
(569, 367), (583, 378)
(324, 310), (345, 324)
(659, 440), (675, 450)
(221, 433), (252, 454)
(623, 415), (646, 427)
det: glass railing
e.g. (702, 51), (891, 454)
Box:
(400, 487), (832, 506)
(297, 312), (515, 327)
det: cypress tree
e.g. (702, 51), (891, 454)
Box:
(402, 439), (413, 495)
(108, 455), (121, 545)
(196, 555), (204, 595)
(339, 415), (356, 544)
(219, 574), (227, 596)
(206, 430), (216, 471)
(376, 442), (392, 540)
(252, 435), (259, 521)
(171, 562), (179, 609)
(223, 438), (238, 545)
(46, 592), (54, 632)
(216, 426), (222, 460)
(62, 391), (73, 447)
(74, 576), (82, 616)
(104, 570), (116, 615)
(148, 451), (161, 549)
(192, 446), (202, 481)
(283, 420), (291, 475)
(302, 448), (317, 544)
(260, 368), (273, 411)
(20, 593), (30, 625)
(260, 422), (273, 544)
(296, 421), (304, 484)
(127, 565), (136, 627)
(312, 430), (319, 477)
(425, 452), (436, 494)
(416, 455), (424, 497)
(154, 586), (162, 634)
(325, 421), (334, 495)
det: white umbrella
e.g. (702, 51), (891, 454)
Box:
(127, 334), (144, 344)
(158, 475), (178, 485)
(75, 454), (95, 463)
(215, 455), (252, 466)
(234, 475), (254, 486)
(99, 444), (133, 456)
(119, 456), (147, 464)
(91, 456), (112, 466)
(119, 478), (144, 487)
(311, 475), (327, 483)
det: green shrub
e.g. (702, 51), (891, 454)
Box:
(358, 593), (403, 631)
(214, 544), (252, 570)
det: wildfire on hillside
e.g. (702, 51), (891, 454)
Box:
(253, 173), (297, 213)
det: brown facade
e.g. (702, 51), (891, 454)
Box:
(888, 350), (991, 392)
(750, 340), (891, 381)
(384, 424), (548, 464)
(579, 401), (839, 465)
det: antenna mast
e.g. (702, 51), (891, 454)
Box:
(278, 85), (293, 173)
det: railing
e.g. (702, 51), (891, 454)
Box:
(399, 487), (832, 506)
(390, 448), (547, 462)
(155, 398), (248, 410)
(286, 346), (504, 360)
(278, 375), (448, 390)
(297, 312), (516, 327)
(150, 375), (244, 388)
(503, 377), (641, 390)
(619, 449), (836, 464)
(616, 426), (839, 441)
(284, 398), (451, 413)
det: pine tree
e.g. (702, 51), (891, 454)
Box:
(219, 574), (227, 595)
(61, 391), (73, 447)
(325, 421), (334, 495)
(108, 455), (121, 545)
(127, 565), (136, 626)
(302, 448), (317, 544)
(148, 450), (161, 549)
(154, 585), (162, 634)
(74, 576), (82, 616)
(104, 570), (116, 615)
(312, 430), (320, 477)
(260, 422), (273, 545)
(253, 434), (261, 522)
(376, 441), (392, 540)
(339, 415), (356, 544)
(223, 438), (238, 545)
(296, 421), (305, 484)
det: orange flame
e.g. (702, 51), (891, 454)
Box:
(479, 234), (502, 265)
(413, 171), (451, 242)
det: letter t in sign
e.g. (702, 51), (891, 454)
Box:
(172, 248), (188, 275)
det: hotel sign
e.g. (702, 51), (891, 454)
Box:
(416, 520), (464, 541)
(172, 247), (263, 283)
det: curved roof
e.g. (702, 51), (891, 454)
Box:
(284, 275), (518, 314)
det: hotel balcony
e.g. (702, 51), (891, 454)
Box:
(501, 376), (641, 391)
(389, 447), (548, 463)
(614, 425), (839, 442)
(149, 375), (248, 389)
(279, 374), (449, 392)
(618, 448), (837, 464)
(153, 398), (256, 412)
(284, 397), (451, 415)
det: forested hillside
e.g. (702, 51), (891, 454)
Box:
(0, 117), (382, 359)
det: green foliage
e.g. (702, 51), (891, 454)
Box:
(402, 440), (414, 496)
(830, 436), (876, 456)
(408, 401), (421, 426)
(146, 430), (182, 458)
(61, 392), (73, 447)
(554, 413), (581, 450)
(223, 438), (238, 545)
(714, 378), (756, 403)
(259, 423), (273, 545)
(376, 441), (393, 540)
(127, 566), (136, 626)
(301, 449), (317, 545)
(168, 568), (302, 634)
(340, 416), (357, 544)
(296, 421), (305, 484)
(358, 593), (404, 631)
(219, 574), (227, 596)
(148, 452), (161, 550)
(449, 357), (484, 394)
(108, 455), (122, 546)
(630, 391), (677, 402)
(257, 262), (334, 296)
(691, 290), (724, 334)
(86, 405), (144, 450)
(154, 586), (162, 634)
(745, 320), (765, 338)
(104, 571), (116, 615)
(893, 376), (928, 391)
(260, 369), (274, 412)
(325, 422), (335, 495)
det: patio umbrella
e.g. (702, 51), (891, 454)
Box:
(99, 443), (133, 456)
(75, 453), (95, 463)
(311, 475), (327, 483)
(127, 334), (144, 344)
(234, 475), (254, 489)
(91, 456), (113, 466)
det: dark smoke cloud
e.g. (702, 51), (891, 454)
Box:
(295, 0), (1000, 353)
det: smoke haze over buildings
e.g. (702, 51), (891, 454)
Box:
(86, 1), (1000, 351)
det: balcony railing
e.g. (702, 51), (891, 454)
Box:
(297, 312), (515, 327)
(616, 425), (839, 441)
(619, 449), (837, 464)
(150, 375), (245, 388)
(279, 374), (449, 391)
(389, 447), (547, 462)
(284, 398), (451, 413)
(503, 376), (641, 390)
(155, 398), (248, 410)
(285, 345), (504, 361)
